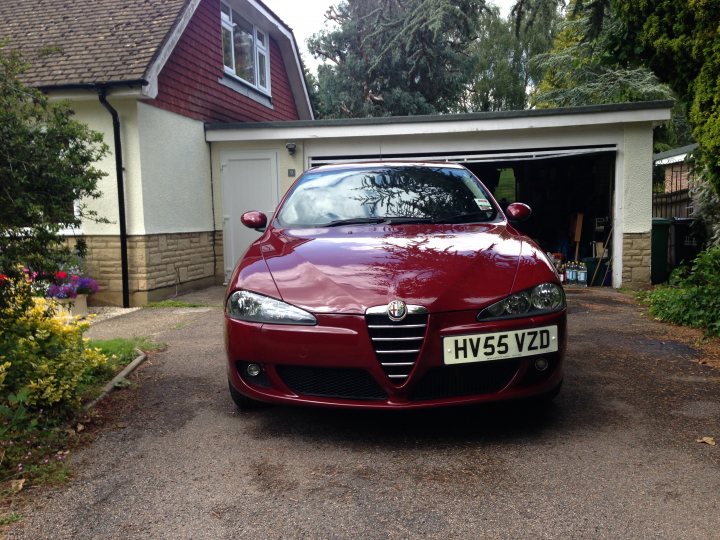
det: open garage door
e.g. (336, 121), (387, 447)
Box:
(307, 144), (616, 167)
(308, 146), (616, 284)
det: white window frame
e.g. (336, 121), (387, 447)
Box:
(221, 2), (271, 96)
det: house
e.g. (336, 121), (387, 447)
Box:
(0, 0), (313, 306)
(2, 1), (674, 300)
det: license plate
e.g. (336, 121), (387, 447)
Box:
(443, 325), (558, 365)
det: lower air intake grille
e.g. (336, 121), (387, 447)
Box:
(410, 360), (520, 401)
(366, 306), (428, 384)
(276, 365), (387, 400)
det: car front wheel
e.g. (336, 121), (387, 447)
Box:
(228, 378), (264, 411)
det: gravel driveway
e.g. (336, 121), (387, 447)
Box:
(7, 287), (720, 539)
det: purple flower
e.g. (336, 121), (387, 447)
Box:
(47, 283), (78, 299)
(45, 272), (99, 298)
(76, 276), (99, 295)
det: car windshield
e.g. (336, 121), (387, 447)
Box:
(276, 166), (498, 228)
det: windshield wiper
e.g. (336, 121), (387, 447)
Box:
(324, 216), (435, 227)
(432, 211), (494, 224)
(323, 217), (389, 227)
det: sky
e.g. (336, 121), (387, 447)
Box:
(262, 0), (517, 73)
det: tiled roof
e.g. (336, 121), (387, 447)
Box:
(0, 0), (189, 88)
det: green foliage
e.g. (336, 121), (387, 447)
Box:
(0, 45), (108, 291)
(309, 0), (561, 116)
(641, 247), (720, 336)
(531, 7), (673, 107)
(606, 0), (720, 236)
(652, 101), (694, 154)
(606, 2), (720, 193)
(494, 168), (517, 202)
(0, 295), (108, 420)
(0, 284), (112, 486)
(460, 5), (555, 112)
(0, 389), (36, 440)
(691, 173), (720, 247)
(308, 0), (485, 117)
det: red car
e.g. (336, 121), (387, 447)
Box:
(225, 162), (566, 409)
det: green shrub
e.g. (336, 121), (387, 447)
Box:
(0, 291), (108, 425)
(0, 280), (113, 486)
(643, 247), (720, 336)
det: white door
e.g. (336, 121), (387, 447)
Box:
(221, 151), (278, 281)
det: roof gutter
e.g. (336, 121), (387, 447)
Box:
(97, 87), (131, 308)
(38, 79), (148, 92)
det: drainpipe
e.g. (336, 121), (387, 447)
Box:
(97, 88), (130, 308)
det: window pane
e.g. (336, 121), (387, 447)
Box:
(258, 50), (267, 88)
(233, 13), (255, 84)
(256, 29), (266, 48)
(221, 3), (230, 22)
(222, 26), (233, 69)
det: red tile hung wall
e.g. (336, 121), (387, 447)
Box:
(147, 0), (300, 123)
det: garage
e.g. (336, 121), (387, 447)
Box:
(206, 101), (672, 287)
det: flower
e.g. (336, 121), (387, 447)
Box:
(47, 283), (78, 299)
(76, 276), (99, 295)
(46, 272), (99, 299)
(0, 273), (7, 286)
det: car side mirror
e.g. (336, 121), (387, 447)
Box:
(505, 202), (532, 223)
(241, 211), (268, 230)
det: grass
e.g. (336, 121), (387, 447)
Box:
(88, 337), (165, 369)
(494, 168), (517, 203)
(0, 512), (21, 525)
(75, 337), (165, 399)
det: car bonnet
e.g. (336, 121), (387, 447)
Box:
(257, 223), (523, 314)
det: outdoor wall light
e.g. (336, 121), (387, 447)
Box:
(285, 142), (296, 156)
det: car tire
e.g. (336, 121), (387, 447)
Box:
(536, 379), (563, 404)
(228, 378), (264, 410)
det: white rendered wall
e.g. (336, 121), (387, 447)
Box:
(611, 124), (655, 286)
(137, 103), (213, 234)
(67, 98), (144, 235)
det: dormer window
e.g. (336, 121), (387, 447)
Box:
(221, 2), (270, 95)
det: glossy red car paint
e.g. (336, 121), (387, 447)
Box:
(225, 163), (567, 409)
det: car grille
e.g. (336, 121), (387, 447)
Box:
(276, 365), (387, 400)
(409, 360), (520, 401)
(365, 307), (428, 384)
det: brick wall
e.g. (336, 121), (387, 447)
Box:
(76, 231), (224, 306)
(622, 232), (651, 288)
(663, 163), (693, 193)
(148, 0), (300, 123)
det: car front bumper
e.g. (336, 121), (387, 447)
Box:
(225, 309), (566, 409)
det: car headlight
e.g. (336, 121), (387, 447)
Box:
(226, 290), (317, 325)
(477, 283), (565, 321)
